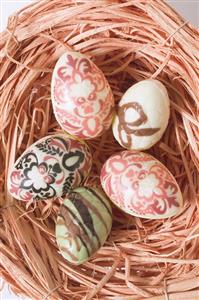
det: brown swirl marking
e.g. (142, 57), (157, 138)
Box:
(117, 102), (160, 148)
(120, 102), (148, 126)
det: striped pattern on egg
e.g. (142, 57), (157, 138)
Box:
(56, 187), (112, 265)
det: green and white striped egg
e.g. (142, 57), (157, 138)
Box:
(56, 186), (112, 265)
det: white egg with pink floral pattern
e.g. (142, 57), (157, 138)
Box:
(51, 51), (114, 139)
(100, 151), (183, 219)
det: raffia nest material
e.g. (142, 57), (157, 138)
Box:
(0, 0), (199, 299)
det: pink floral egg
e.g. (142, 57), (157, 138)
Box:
(8, 134), (92, 201)
(100, 151), (183, 219)
(51, 51), (114, 139)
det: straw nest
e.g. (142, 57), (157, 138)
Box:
(0, 1), (199, 299)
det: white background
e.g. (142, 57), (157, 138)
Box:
(0, 0), (198, 299)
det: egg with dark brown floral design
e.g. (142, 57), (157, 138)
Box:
(7, 135), (92, 201)
(112, 79), (170, 150)
(51, 51), (114, 139)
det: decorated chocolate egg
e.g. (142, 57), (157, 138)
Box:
(56, 187), (112, 265)
(112, 79), (170, 150)
(8, 135), (92, 201)
(51, 51), (114, 139)
(100, 151), (183, 219)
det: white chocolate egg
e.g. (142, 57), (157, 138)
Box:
(8, 134), (92, 201)
(112, 79), (170, 150)
(51, 51), (114, 139)
(100, 151), (183, 219)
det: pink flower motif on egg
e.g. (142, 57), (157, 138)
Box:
(131, 170), (162, 200)
(52, 53), (114, 139)
(82, 116), (102, 137)
(101, 151), (181, 218)
(106, 155), (128, 175)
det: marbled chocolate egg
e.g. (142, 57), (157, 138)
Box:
(8, 135), (92, 201)
(112, 79), (170, 150)
(56, 187), (112, 265)
(51, 51), (114, 139)
(100, 151), (183, 219)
